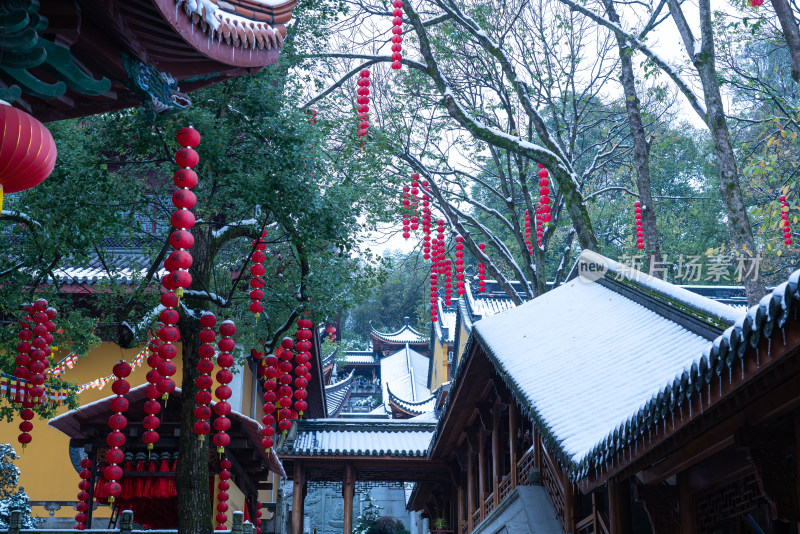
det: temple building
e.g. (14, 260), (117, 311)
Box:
(370, 319), (429, 357)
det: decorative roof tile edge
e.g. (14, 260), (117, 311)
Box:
(325, 369), (355, 393)
(387, 383), (436, 415)
(370, 323), (429, 343)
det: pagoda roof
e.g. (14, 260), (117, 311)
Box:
(432, 251), (749, 482)
(49, 384), (285, 477)
(370, 321), (427, 345)
(325, 370), (354, 418)
(277, 418), (436, 457)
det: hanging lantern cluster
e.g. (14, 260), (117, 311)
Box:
(250, 230), (267, 318)
(193, 313), (217, 441)
(421, 181), (432, 260)
(277, 338), (295, 434)
(142, 332), (163, 451)
(215, 458), (232, 530)
(535, 205), (544, 247)
(17, 299), (56, 447)
(477, 243), (486, 293)
(455, 236), (466, 296)
(75, 458), (92, 530)
(780, 195), (792, 245)
(356, 70), (371, 141)
(104, 360), (132, 505)
(213, 320), (236, 454)
(428, 219), (446, 322)
(633, 201), (644, 250)
(260, 350), (279, 450)
(255, 502), (263, 534)
(402, 185), (411, 239)
(164, 127), (200, 300)
(390, 0), (404, 70)
(444, 259), (453, 306)
(524, 210), (533, 255)
(325, 325), (337, 341)
(294, 319), (313, 417)
(537, 165), (551, 227)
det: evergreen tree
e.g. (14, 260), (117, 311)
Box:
(0, 444), (38, 529)
(354, 491), (383, 534)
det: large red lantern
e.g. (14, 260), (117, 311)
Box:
(0, 103), (57, 212)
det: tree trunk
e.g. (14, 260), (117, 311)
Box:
(692, 0), (766, 305)
(604, 0), (662, 275)
(771, 0), (800, 82)
(177, 228), (214, 534)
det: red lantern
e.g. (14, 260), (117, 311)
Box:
(249, 230), (268, 318)
(74, 459), (92, 530)
(194, 313), (216, 441)
(356, 70), (371, 142)
(779, 194), (792, 245)
(477, 243), (486, 293)
(0, 103), (58, 212)
(391, 1), (404, 70)
(104, 360), (130, 504)
(633, 200), (644, 250)
(213, 320), (235, 454)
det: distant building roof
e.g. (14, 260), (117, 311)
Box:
(50, 252), (164, 290)
(381, 345), (431, 412)
(457, 250), (744, 480)
(342, 350), (378, 365)
(277, 419), (436, 457)
(325, 370), (354, 417)
(370, 318), (428, 345)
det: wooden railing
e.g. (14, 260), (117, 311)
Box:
(540, 442), (567, 530)
(516, 445), (536, 485)
(576, 494), (609, 534)
(484, 493), (494, 516)
(1, 511), (252, 534)
(499, 475), (512, 501)
(472, 508), (481, 526)
(460, 522), (468, 534)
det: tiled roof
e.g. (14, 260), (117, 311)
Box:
(433, 299), (457, 344)
(381, 345), (431, 411)
(52, 252), (164, 286)
(371, 323), (428, 344)
(278, 419), (436, 457)
(388, 386), (436, 415)
(344, 351), (378, 365)
(464, 251), (744, 480)
(325, 370), (354, 417)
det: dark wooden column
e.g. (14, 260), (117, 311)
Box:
(342, 462), (355, 534)
(492, 403), (501, 508)
(457, 483), (465, 532)
(508, 402), (519, 488)
(291, 462), (305, 534)
(608, 478), (632, 534)
(562, 472), (576, 533)
(478, 429), (487, 519)
(467, 444), (475, 532)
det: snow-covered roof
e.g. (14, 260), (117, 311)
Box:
(381, 345), (432, 411)
(343, 351), (378, 365)
(279, 419), (436, 457)
(467, 251), (745, 479)
(325, 370), (354, 417)
(407, 410), (438, 422)
(52, 252), (164, 287)
(388, 386), (437, 415)
(371, 321), (427, 344)
(433, 299), (457, 344)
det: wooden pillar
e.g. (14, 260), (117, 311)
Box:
(492, 404), (501, 508)
(509, 402), (519, 488)
(467, 445), (475, 532)
(562, 472), (575, 533)
(342, 462), (355, 534)
(292, 462), (305, 534)
(608, 478), (632, 534)
(477, 429), (487, 519)
(678, 472), (694, 534)
(533, 425), (542, 469)
(457, 484), (465, 532)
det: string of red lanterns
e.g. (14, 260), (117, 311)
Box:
(14, 308), (34, 448)
(250, 231), (267, 318)
(444, 258), (452, 306)
(391, 0), (404, 70)
(16, 299), (55, 447)
(455, 236), (466, 296)
(524, 210), (533, 255)
(75, 458), (92, 530)
(277, 338), (295, 434)
(634, 201), (644, 250)
(213, 320), (236, 454)
(402, 185), (411, 239)
(780, 194), (792, 245)
(537, 165), (551, 227)
(142, 331), (163, 451)
(357, 70), (371, 142)
(193, 313), (217, 441)
(261, 350), (279, 449)
(255, 502), (263, 534)
(104, 360), (132, 506)
(294, 319), (313, 417)
(215, 458), (232, 530)
(477, 243), (486, 293)
(536, 204), (544, 247)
